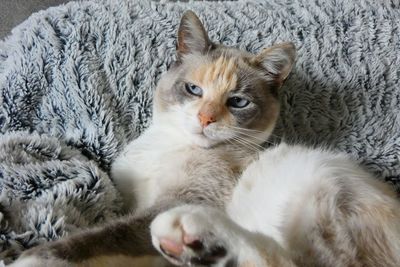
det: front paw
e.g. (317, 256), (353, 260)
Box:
(150, 205), (237, 267)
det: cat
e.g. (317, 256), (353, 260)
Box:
(8, 10), (294, 267)
(145, 13), (400, 267)
(10, 10), (400, 267)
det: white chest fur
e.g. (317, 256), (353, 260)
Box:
(111, 124), (193, 211)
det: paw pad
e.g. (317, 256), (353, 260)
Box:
(151, 206), (231, 266)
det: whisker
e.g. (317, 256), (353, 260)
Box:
(227, 126), (278, 137)
(234, 136), (265, 150)
(232, 130), (267, 142)
(232, 136), (263, 152)
(228, 126), (282, 139)
(226, 138), (244, 152)
(226, 128), (277, 146)
(227, 138), (265, 157)
(228, 126), (264, 133)
(231, 137), (258, 152)
(226, 126), (280, 144)
(238, 133), (277, 146)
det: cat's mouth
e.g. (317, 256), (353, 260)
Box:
(192, 132), (215, 147)
(182, 123), (229, 148)
(188, 131), (221, 148)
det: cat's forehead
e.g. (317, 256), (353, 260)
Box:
(188, 54), (239, 94)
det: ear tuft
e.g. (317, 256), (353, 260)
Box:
(177, 11), (211, 57)
(254, 42), (296, 82)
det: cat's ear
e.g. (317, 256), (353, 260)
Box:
(177, 11), (211, 57)
(253, 42), (296, 83)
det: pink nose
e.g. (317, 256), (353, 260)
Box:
(198, 112), (216, 127)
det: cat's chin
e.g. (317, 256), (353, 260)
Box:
(189, 133), (220, 148)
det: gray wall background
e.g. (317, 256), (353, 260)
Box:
(0, 0), (70, 39)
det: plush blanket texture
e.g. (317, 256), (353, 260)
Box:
(0, 0), (399, 262)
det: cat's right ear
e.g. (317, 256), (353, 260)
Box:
(177, 11), (211, 58)
(253, 42), (296, 84)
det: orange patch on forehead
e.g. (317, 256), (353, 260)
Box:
(189, 55), (238, 96)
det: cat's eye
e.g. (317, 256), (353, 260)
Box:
(227, 97), (250, 108)
(185, 83), (203, 96)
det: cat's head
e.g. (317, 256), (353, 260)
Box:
(153, 11), (295, 148)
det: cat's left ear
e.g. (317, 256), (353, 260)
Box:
(253, 42), (296, 83)
(177, 11), (212, 58)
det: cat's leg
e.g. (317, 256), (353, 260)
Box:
(150, 205), (296, 267)
(8, 202), (177, 267)
(8, 216), (154, 267)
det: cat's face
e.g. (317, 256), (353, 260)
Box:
(153, 11), (295, 148)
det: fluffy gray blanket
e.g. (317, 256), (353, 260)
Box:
(0, 0), (399, 262)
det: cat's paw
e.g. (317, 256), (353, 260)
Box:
(150, 205), (237, 267)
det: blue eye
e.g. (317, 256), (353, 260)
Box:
(227, 97), (250, 108)
(185, 83), (203, 96)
